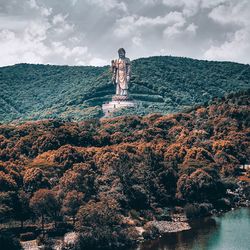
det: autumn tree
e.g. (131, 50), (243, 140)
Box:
(15, 191), (30, 228)
(62, 191), (84, 225)
(0, 192), (15, 223)
(23, 168), (50, 192)
(176, 168), (224, 202)
(30, 189), (60, 234)
(75, 198), (122, 248)
(0, 171), (17, 191)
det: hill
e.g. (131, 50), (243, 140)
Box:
(0, 56), (249, 123)
(0, 90), (249, 249)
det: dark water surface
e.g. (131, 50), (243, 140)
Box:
(135, 208), (250, 250)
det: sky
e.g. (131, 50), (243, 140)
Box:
(0, 0), (250, 66)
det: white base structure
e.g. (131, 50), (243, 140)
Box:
(102, 99), (136, 117)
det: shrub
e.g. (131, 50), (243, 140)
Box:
(142, 223), (159, 240)
(0, 232), (22, 250)
(215, 198), (231, 210)
(20, 232), (36, 241)
(184, 203), (213, 219)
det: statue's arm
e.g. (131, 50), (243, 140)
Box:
(111, 60), (117, 83)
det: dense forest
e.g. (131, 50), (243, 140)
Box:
(0, 90), (249, 249)
(0, 56), (250, 122)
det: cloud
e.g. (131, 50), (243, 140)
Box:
(0, 0), (250, 66)
(208, 0), (250, 26)
(204, 0), (250, 64)
(86, 0), (127, 12)
(186, 23), (198, 34)
(162, 0), (200, 17)
(52, 14), (74, 34)
(0, 0), (94, 66)
(114, 11), (186, 38)
(89, 57), (109, 66)
(162, 0), (229, 17)
(27, 0), (52, 17)
(132, 36), (142, 46)
(204, 28), (250, 63)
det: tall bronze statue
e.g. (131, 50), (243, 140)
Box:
(111, 48), (131, 98)
(102, 48), (135, 116)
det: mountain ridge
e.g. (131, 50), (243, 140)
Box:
(0, 55), (249, 123)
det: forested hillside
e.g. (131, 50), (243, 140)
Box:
(0, 56), (249, 122)
(0, 90), (249, 249)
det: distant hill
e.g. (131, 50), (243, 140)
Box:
(0, 56), (249, 122)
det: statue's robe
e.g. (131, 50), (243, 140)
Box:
(113, 57), (131, 96)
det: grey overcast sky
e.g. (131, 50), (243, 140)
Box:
(0, 0), (250, 66)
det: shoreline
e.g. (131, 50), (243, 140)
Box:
(16, 204), (250, 250)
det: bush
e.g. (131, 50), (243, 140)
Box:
(0, 232), (22, 250)
(142, 223), (159, 240)
(184, 204), (199, 219)
(215, 198), (231, 210)
(20, 232), (36, 241)
(155, 208), (172, 221)
(221, 177), (238, 190)
(184, 203), (213, 219)
(56, 222), (73, 230)
(129, 209), (140, 220)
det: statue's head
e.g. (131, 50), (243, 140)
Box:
(118, 48), (126, 59)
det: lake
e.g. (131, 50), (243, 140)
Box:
(135, 207), (250, 250)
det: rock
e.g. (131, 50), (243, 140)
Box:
(145, 220), (191, 234)
(63, 232), (79, 247)
(20, 240), (39, 250)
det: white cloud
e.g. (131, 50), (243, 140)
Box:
(204, 0), (250, 63)
(201, 0), (227, 9)
(71, 0), (78, 6)
(0, 0), (250, 66)
(114, 11), (186, 38)
(89, 57), (108, 66)
(52, 14), (74, 34)
(162, 0), (229, 17)
(204, 28), (250, 63)
(24, 21), (50, 42)
(53, 14), (66, 25)
(132, 36), (142, 46)
(0, 2), (88, 66)
(0, 28), (49, 65)
(186, 23), (198, 34)
(208, 0), (250, 26)
(162, 0), (200, 17)
(28, 0), (52, 17)
(138, 0), (159, 5)
(86, 0), (127, 12)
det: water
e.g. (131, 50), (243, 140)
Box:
(135, 208), (250, 250)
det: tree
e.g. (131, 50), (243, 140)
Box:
(62, 191), (84, 225)
(15, 191), (30, 229)
(0, 192), (15, 223)
(176, 168), (224, 202)
(30, 189), (60, 234)
(75, 198), (122, 248)
(0, 171), (17, 191)
(23, 168), (50, 192)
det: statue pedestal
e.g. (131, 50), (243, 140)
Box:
(102, 95), (136, 117)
